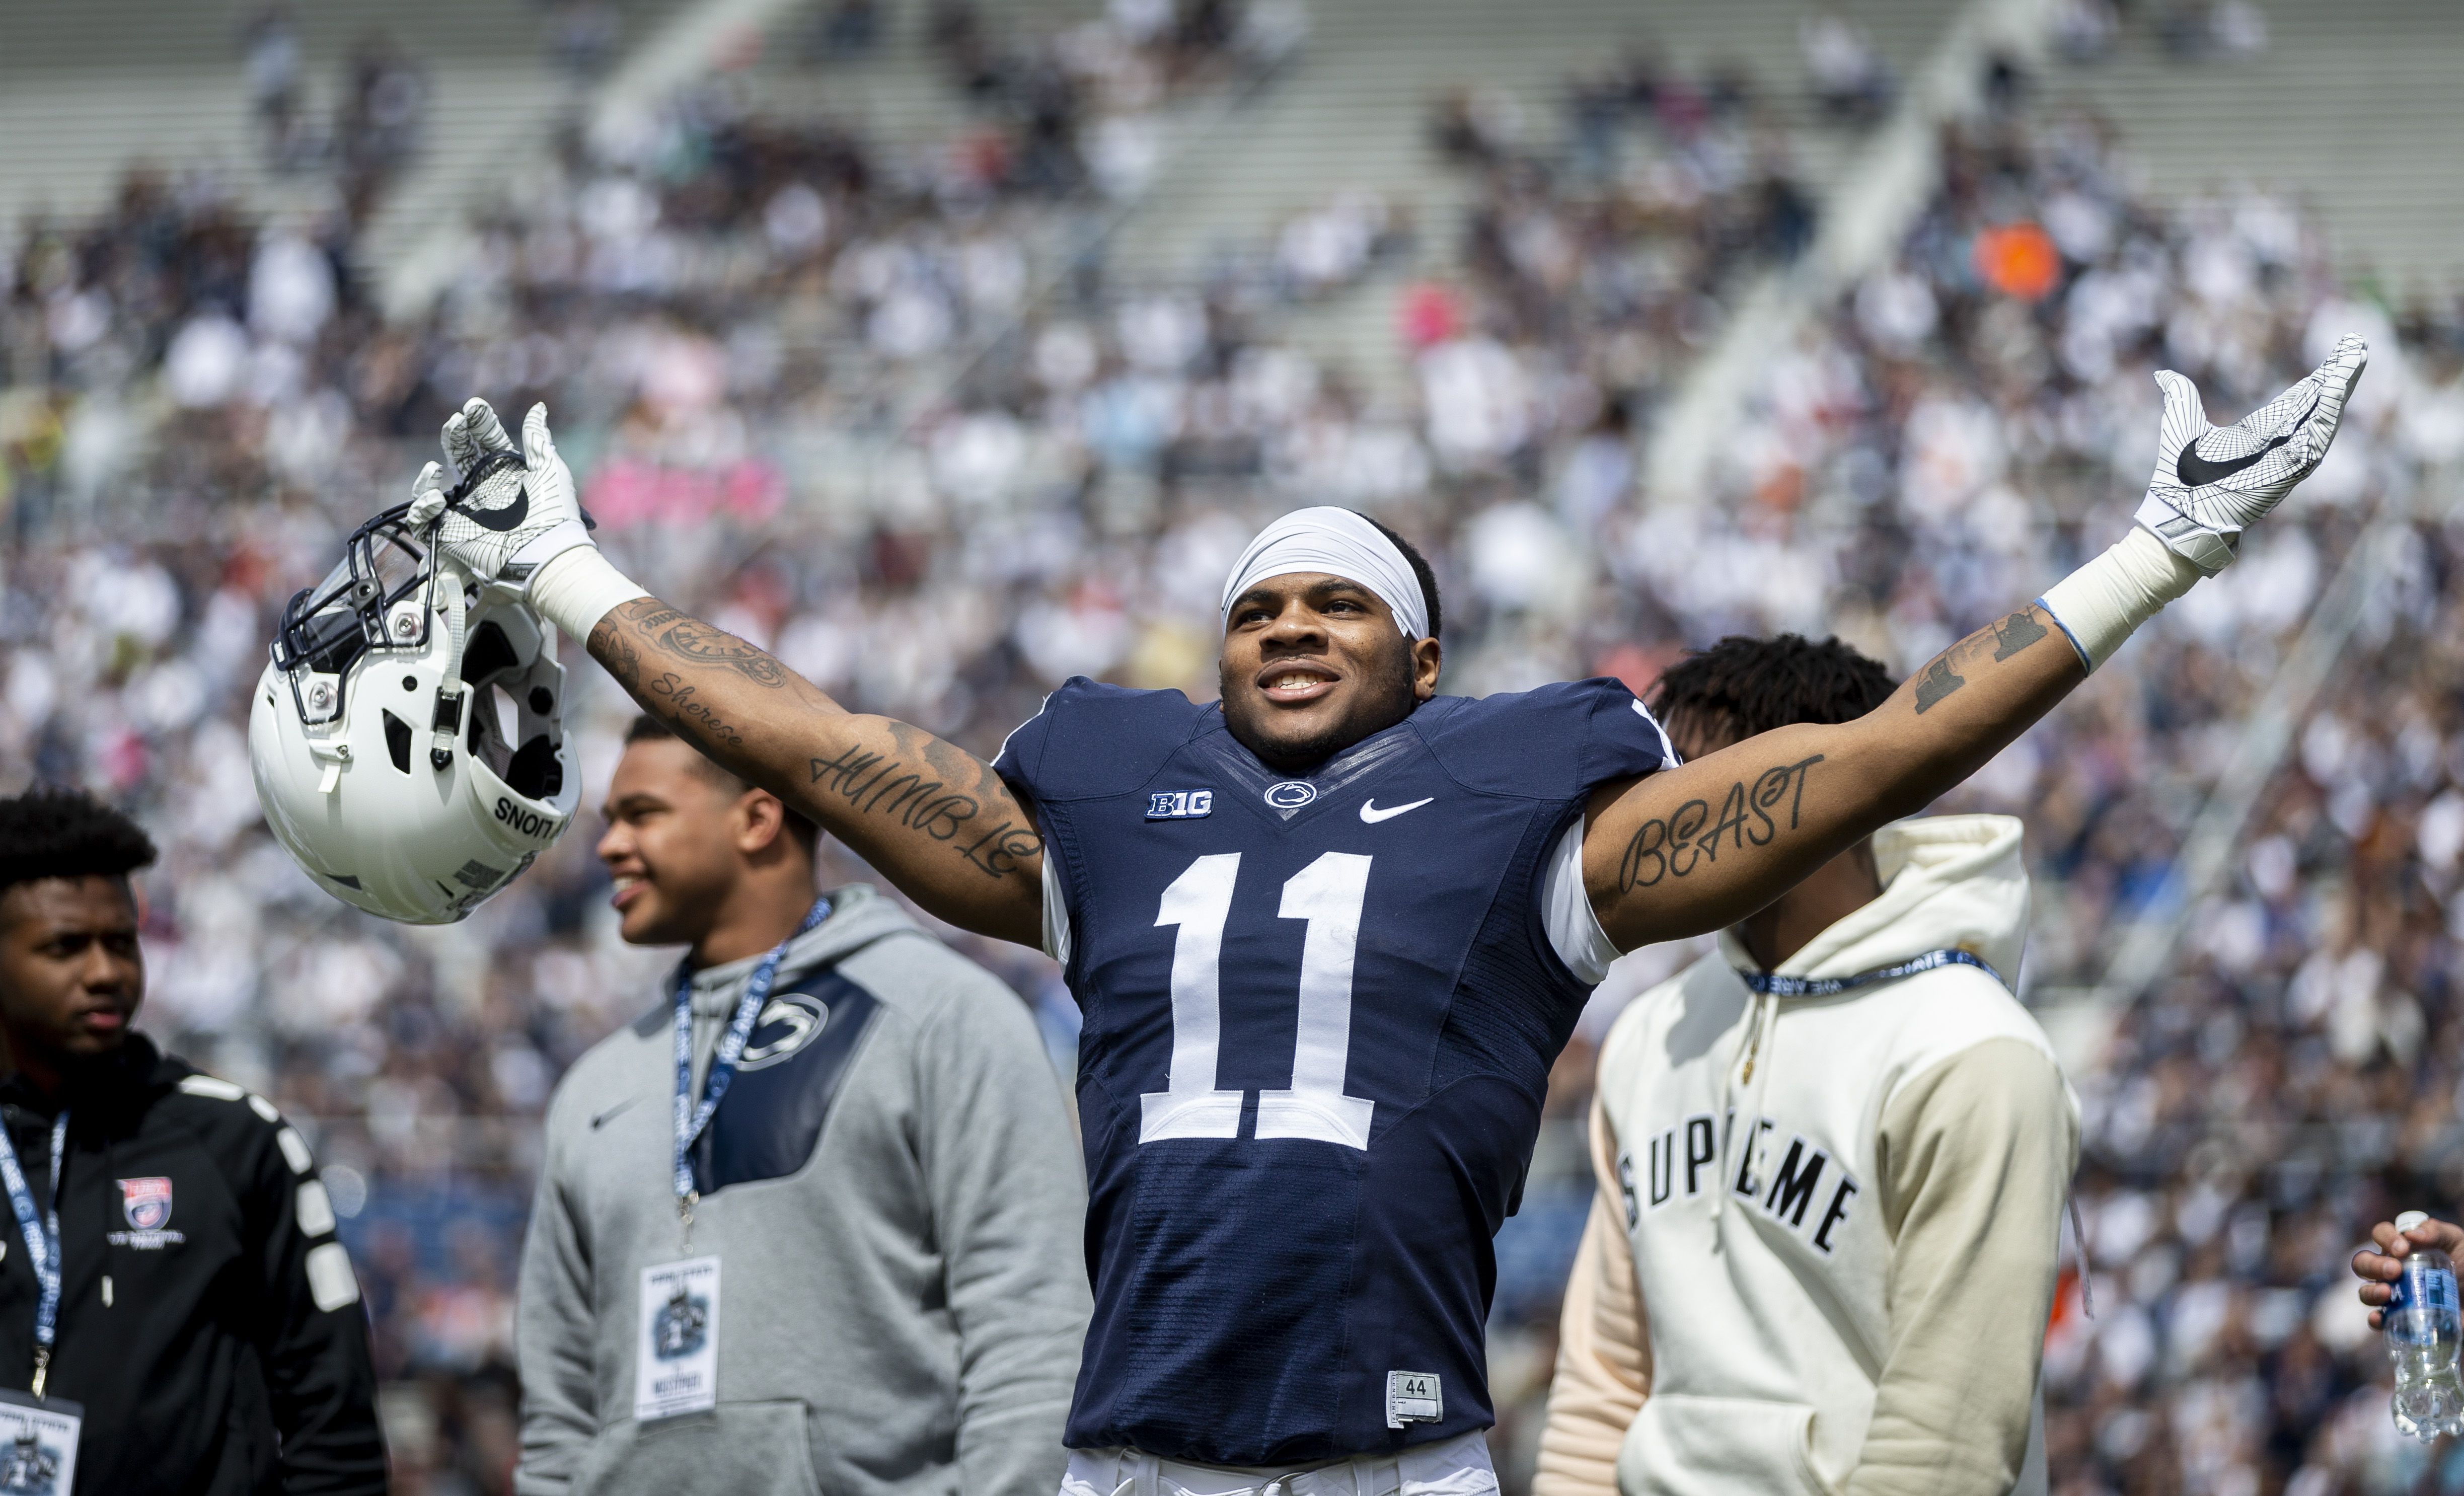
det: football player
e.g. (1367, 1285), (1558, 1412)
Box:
(397, 336), (2362, 1493)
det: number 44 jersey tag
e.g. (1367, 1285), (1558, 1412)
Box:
(1386, 1371), (1441, 1430)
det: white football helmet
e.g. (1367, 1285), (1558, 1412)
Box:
(250, 501), (581, 924)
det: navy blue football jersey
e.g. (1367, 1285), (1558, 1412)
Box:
(995, 678), (1671, 1465)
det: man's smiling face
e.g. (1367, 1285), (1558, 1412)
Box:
(1216, 572), (1442, 774)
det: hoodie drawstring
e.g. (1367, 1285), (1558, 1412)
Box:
(2065, 1191), (2096, 1319)
(1716, 949), (2004, 1228)
(1712, 988), (1779, 1226)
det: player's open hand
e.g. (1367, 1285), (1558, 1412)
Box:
(404, 398), (593, 586)
(2353, 1215), (2464, 1329)
(2135, 334), (2368, 574)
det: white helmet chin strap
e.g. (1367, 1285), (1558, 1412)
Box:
(426, 561), (471, 773)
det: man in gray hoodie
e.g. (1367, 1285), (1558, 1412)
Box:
(514, 716), (1089, 1496)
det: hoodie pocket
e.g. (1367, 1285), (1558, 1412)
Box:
(1617, 1393), (1835, 1496)
(570, 1400), (824, 1496)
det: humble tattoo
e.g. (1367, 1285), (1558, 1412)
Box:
(807, 742), (1045, 880)
(591, 597), (1041, 883)
(809, 745), (982, 840)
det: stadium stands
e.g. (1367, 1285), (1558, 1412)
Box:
(10, 0), (2464, 1491)
(1098, 0), (1966, 400)
(0, 0), (691, 258)
(2043, 0), (2464, 298)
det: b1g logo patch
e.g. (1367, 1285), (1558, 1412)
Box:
(119, 1177), (173, 1231)
(1145, 790), (1214, 820)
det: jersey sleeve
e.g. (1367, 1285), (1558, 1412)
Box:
(991, 678), (1210, 804)
(1415, 678), (1676, 801)
(1581, 676), (1679, 783)
(994, 679), (1210, 970)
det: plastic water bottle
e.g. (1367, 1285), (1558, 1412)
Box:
(2387, 1211), (2464, 1441)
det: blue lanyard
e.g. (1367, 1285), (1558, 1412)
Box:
(672, 897), (831, 1242)
(1735, 948), (2003, 997)
(0, 1111), (68, 1398)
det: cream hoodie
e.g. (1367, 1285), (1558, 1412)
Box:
(1535, 815), (2078, 1496)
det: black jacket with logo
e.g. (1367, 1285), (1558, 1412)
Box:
(0, 1036), (385, 1494)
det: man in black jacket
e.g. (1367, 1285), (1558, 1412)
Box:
(0, 786), (386, 1493)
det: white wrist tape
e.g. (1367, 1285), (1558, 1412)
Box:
(2037, 524), (2206, 672)
(527, 546), (650, 640)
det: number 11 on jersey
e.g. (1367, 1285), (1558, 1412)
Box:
(1142, 852), (1379, 1150)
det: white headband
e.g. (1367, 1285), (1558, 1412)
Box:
(1218, 506), (1430, 640)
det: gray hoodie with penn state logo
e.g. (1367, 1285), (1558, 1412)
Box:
(514, 883), (1089, 1496)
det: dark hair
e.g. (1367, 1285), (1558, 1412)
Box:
(1647, 634), (1897, 754)
(624, 717), (820, 850)
(0, 787), (157, 898)
(1357, 512), (1443, 640)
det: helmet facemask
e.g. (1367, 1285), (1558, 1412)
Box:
(273, 504), (443, 728)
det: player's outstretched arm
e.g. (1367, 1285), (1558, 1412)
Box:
(587, 597), (1044, 945)
(402, 398), (1043, 947)
(1583, 602), (2077, 949)
(1585, 334), (2369, 953)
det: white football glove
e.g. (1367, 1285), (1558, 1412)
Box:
(406, 399), (594, 586)
(2135, 335), (2368, 574)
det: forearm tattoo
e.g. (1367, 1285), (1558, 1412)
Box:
(1617, 754), (1826, 891)
(1912, 656), (1966, 713)
(635, 606), (790, 687)
(588, 600), (1040, 881)
(809, 722), (1039, 880)
(1914, 606), (2057, 714)
(591, 604), (759, 755)
(1990, 609), (2049, 661)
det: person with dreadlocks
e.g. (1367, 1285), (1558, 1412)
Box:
(1535, 635), (2078, 1496)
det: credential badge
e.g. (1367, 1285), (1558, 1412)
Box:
(119, 1177), (173, 1232)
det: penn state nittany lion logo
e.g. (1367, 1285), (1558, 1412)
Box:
(736, 994), (830, 1071)
(652, 1286), (709, 1361)
(1263, 781), (1318, 809)
(118, 1177), (173, 1232)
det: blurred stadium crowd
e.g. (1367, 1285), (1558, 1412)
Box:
(5, 1), (2464, 1491)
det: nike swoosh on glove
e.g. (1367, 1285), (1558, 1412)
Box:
(405, 398), (594, 585)
(2134, 335), (2368, 574)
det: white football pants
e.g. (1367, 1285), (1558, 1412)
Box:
(1058, 1431), (1498, 1496)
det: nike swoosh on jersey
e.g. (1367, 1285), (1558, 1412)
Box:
(464, 481), (532, 533)
(1359, 797), (1434, 824)
(2174, 392), (2317, 488)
